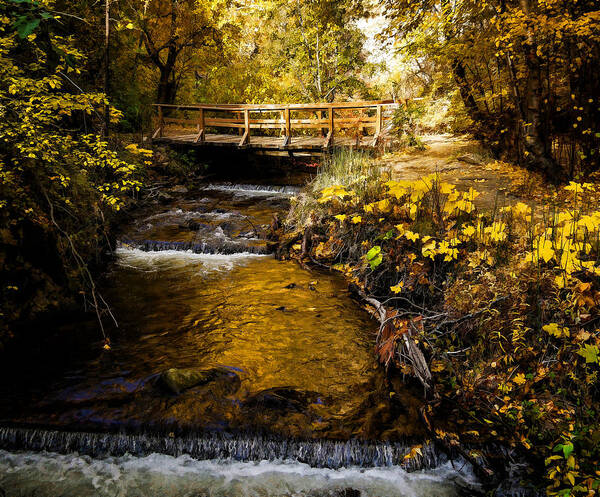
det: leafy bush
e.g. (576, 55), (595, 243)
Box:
(0, 2), (145, 344)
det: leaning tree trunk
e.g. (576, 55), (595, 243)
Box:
(519, 0), (561, 180)
(451, 59), (488, 141)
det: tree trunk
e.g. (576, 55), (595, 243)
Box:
(519, 0), (561, 179)
(452, 59), (487, 140)
(103, 0), (110, 137)
(521, 50), (558, 177)
(157, 67), (176, 106)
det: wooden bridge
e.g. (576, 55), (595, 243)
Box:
(151, 100), (400, 152)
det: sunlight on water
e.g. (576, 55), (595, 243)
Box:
(0, 183), (466, 496)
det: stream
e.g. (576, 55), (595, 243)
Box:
(0, 181), (480, 496)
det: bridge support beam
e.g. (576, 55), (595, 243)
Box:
(372, 105), (383, 147)
(282, 107), (291, 148)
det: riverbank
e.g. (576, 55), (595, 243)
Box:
(276, 138), (600, 495)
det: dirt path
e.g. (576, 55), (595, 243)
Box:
(382, 134), (528, 209)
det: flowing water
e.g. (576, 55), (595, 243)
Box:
(0, 182), (480, 496)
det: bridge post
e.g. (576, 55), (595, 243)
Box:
(355, 109), (363, 146)
(194, 108), (205, 143)
(152, 105), (164, 140)
(282, 107), (291, 147)
(372, 104), (382, 147)
(279, 106), (292, 148)
(317, 110), (326, 137)
(324, 107), (333, 149)
(239, 108), (250, 146)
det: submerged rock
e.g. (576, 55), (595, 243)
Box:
(169, 185), (188, 194)
(244, 387), (321, 412)
(160, 367), (240, 395)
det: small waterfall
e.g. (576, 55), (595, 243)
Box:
(204, 183), (300, 195)
(142, 208), (242, 223)
(0, 427), (442, 471)
(119, 239), (269, 255)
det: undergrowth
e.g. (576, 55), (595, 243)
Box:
(282, 150), (600, 495)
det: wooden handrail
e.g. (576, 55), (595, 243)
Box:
(152, 99), (398, 112)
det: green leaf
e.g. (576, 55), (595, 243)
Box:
(562, 442), (574, 459)
(366, 246), (382, 269)
(577, 344), (599, 364)
(368, 254), (382, 270)
(366, 245), (381, 260)
(15, 17), (40, 38)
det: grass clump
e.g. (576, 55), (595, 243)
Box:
(286, 148), (386, 230)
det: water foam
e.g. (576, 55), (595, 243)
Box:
(0, 449), (479, 497)
(119, 238), (268, 255)
(204, 183), (300, 196)
(115, 246), (268, 272)
(142, 208), (243, 223)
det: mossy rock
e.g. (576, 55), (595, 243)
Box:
(160, 367), (239, 394)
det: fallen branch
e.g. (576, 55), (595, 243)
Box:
(351, 283), (432, 392)
(43, 189), (117, 344)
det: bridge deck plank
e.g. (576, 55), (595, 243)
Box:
(153, 132), (380, 151)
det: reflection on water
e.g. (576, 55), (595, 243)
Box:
(111, 251), (374, 397)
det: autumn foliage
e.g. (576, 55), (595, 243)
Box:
(383, 0), (600, 178)
(0, 3), (146, 342)
(284, 155), (600, 494)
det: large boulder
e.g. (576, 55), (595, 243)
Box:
(160, 367), (240, 395)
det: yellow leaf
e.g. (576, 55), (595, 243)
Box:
(390, 282), (404, 294)
(543, 323), (569, 338)
(404, 231), (419, 242)
(513, 373), (526, 385)
(538, 239), (555, 263)
(462, 225), (476, 237)
(566, 472), (575, 486)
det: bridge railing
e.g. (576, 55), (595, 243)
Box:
(151, 100), (401, 148)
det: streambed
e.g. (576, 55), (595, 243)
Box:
(0, 182), (479, 496)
